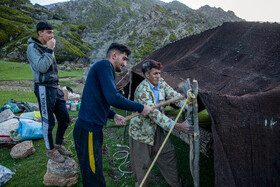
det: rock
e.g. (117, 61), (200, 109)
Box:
(64, 61), (70, 66)
(10, 140), (35, 159)
(81, 67), (90, 83)
(43, 158), (79, 186)
(58, 65), (66, 70)
(65, 67), (71, 72)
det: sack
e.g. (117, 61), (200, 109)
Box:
(0, 109), (15, 123)
(0, 118), (19, 146)
(10, 119), (43, 141)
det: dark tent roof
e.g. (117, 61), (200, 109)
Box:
(116, 22), (280, 186)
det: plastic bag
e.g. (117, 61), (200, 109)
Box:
(10, 119), (43, 141)
(0, 165), (15, 186)
(19, 111), (41, 121)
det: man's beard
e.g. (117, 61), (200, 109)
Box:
(116, 66), (122, 72)
(115, 59), (122, 72)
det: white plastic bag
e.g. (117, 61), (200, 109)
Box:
(0, 165), (15, 186)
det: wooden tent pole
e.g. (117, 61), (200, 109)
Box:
(186, 79), (194, 179)
(192, 80), (200, 187)
(122, 70), (132, 143)
(186, 79), (200, 187)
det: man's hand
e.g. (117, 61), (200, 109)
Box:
(47, 38), (56, 50)
(141, 105), (153, 116)
(113, 114), (126, 126)
(175, 120), (194, 135)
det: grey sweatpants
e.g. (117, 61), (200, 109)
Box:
(129, 126), (181, 187)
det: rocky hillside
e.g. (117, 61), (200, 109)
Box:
(0, 0), (94, 63)
(0, 0), (243, 65)
(47, 0), (243, 65)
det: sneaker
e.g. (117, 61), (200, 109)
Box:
(54, 144), (74, 157)
(47, 149), (65, 163)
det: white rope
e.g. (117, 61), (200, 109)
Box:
(113, 144), (132, 179)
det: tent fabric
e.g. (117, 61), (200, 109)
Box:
(116, 22), (280, 186)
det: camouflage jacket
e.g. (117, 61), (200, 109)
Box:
(129, 78), (184, 146)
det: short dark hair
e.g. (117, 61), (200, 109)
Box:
(106, 43), (131, 58)
(36, 21), (54, 34)
(142, 59), (163, 75)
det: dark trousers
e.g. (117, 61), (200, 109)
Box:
(130, 127), (181, 187)
(34, 85), (70, 150)
(73, 121), (105, 187)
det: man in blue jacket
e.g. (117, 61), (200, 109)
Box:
(73, 43), (152, 186)
(27, 21), (73, 163)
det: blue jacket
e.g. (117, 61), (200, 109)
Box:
(78, 59), (144, 132)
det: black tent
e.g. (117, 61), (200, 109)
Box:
(116, 22), (280, 186)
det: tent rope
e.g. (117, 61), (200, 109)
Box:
(116, 70), (130, 86)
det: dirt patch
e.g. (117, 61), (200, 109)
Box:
(0, 80), (34, 92)
(0, 79), (84, 94)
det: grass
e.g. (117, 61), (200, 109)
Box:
(0, 90), (37, 105)
(0, 61), (33, 81)
(0, 60), (83, 81)
(0, 60), (214, 186)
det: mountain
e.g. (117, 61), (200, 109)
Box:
(0, 0), (243, 65)
(0, 0), (94, 63)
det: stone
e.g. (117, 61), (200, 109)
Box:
(58, 65), (66, 70)
(10, 140), (35, 159)
(43, 157), (79, 186)
(65, 67), (71, 72)
(81, 67), (90, 83)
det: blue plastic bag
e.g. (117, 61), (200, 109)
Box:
(10, 119), (43, 141)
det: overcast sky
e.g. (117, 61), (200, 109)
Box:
(30, 0), (279, 22)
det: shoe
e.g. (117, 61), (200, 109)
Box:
(54, 144), (74, 157)
(47, 149), (65, 163)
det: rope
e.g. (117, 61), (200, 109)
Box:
(116, 70), (130, 86)
(64, 127), (74, 151)
(113, 144), (132, 179)
(186, 89), (196, 104)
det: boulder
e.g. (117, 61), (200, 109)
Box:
(43, 158), (79, 186)
(81, 67), (90, 83)
(65, 67), (71, 72)
(10, 140), (35, 159)
(58, 65), (66, 70)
